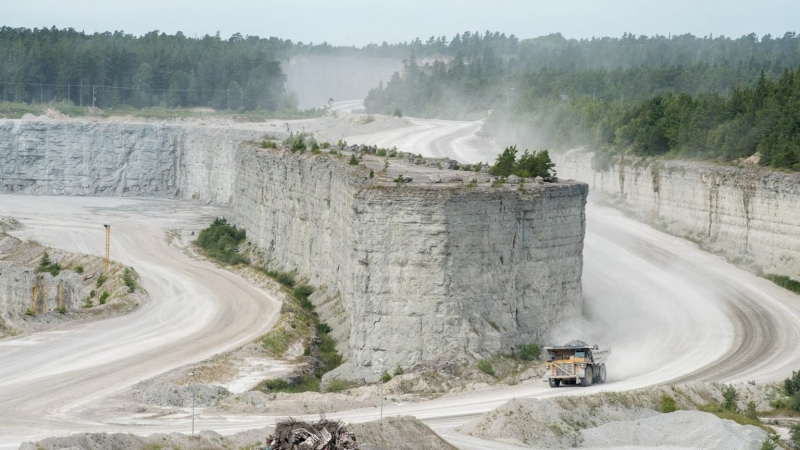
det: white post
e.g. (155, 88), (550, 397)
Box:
(379, 357), (384, 419)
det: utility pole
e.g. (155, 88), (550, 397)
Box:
(103, 224), (110, 274)
(188, 371), (196, 435)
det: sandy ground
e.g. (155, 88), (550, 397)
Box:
(1, 109), (800, 449)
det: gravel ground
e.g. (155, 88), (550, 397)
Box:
(460, 382), (779, 449)
(580, 410), (766, 449)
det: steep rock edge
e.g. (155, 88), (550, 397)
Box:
(553, 150), (800, 282)
(233, 144), (588, 382)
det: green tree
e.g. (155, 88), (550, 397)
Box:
(131, 62), (153, 108)
(489, 145), (518, 177)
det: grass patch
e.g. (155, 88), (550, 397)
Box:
(98, 291), (110, 305)
(697, 404), (775, 433)
(478, 359), (496, 377)
(764, 274), (800, 294)
(264, 269), (296, 288)
(196, 217), (249, 265)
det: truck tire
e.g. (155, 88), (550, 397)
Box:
(598, 364), (607, 383)
(548, 378), (561, 388)
(580, 366), (594, 387)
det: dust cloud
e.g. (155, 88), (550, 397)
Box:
(549, 202), (733, 383)
(284, 56), (402, 109)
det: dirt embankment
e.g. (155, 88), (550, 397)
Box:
(0, 217), (145, 338)
(19, 416), (450, 450)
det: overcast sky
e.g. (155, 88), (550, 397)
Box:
(4, 0), (798, 46)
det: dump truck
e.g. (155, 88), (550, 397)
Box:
(545, 339), (611, 388)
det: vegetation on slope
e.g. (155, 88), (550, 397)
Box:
(194, 218), (342, 393)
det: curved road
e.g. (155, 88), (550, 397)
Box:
(0, 114), (799, 448)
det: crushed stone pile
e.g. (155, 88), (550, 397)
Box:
(349, 416), (457, 450)
(579, 410), (766, 449)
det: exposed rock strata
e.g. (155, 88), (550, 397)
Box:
(234, 145), (588, 381)
(0, 120), (269, 204)
(554, 150), (800, 281)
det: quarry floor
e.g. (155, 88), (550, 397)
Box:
(1, 106), (799, 449)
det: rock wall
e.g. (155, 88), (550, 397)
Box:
(0, 265), (86, 318)
(234, 145), (588, 381)
(554, 150), (800, 281)
(0, 120), (270, 204)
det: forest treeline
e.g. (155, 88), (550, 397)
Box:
(0, 27), (295, 110)
(364, 32), (800, 171)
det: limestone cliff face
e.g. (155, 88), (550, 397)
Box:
(0, 120), (267, 204)
(0, 265), (86, 318)
(554, 150), (800, 281)
(234, 145), (588, 381)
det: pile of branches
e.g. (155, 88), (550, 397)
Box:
(267, 418), (358, 450)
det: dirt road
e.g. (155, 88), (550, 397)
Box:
(0, 197), (281, 447)
(0, 114), (799, 448)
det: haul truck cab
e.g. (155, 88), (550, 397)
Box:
(545, 340), (611, 388)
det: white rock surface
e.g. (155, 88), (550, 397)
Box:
(554, 150), (800, 281)
(234, 145), (588, 381)
(0, 120), (269, 204)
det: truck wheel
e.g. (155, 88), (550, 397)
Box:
(580, 366), (594, 387)
(548, 378), (560, 388)
(599, 364), (607, 383)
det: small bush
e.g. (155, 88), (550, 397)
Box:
(791, 423), (800, 450)
(516, 343), (541, 361)
(790, 392), (800, 412)
(745, 401), (758, 420)
(376, 148), (387, 156)
(48, 263), (61, 277)
(478, 359), (496, 377)
(75, 265), (84, 274)
(96, 274), (107, 288)
(260, 140), (277, 149)
(316, 322), (332, 334)
(392, 107), (403, 118)
(89, 290), (96, 298)
(722, 385), (739, 412)
(196, 218), (249, 265)
(660, 394), (677, 413)
(99, 291), (110, 305)
(326, 379), (350, 393)
(369, 170), (374, 179)
(786, 370), (800, 396)
(349, 154), (359, 165)
(56, 306), (67, 314)
(393, 366), (404, 376)
(38, 251), (52, 270)
(362, 115), (375, 124)
(380, 371), (392, 383)
(83, 298), (93, 308)
(321, 142), (331, 149)
(24, 308), (35, 316)
(761, 433), (780, 450)
(266, 269), (296, 288)
(122, 268), (136, 293)
(393, 174), (407, 186)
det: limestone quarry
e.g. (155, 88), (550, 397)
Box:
(0, 116), (588, 382)
(2, 114), (799, 450)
